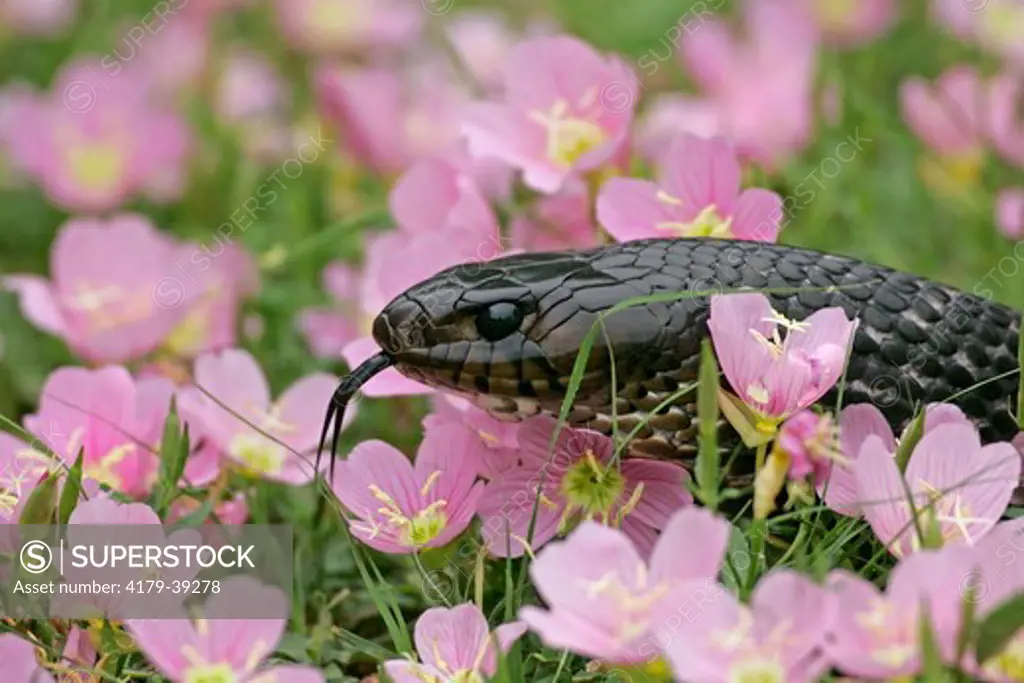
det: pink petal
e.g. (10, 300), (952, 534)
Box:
(731, 188), (783, 242)
(620, 459), (692, 529)
(477, 469), (562, 557)
(415, 604), (490, 672)
(332, 440), (417, 520)
(595, 177), (677, 242)
(123, 619), (197, 679)
(383, 661), (447, 683)
(3, 275), (66, 337)
(249, 666), (325, 683)
(856, 435), (914, 556)
(824, 570), (911, 679)
(273, 372), (340, 454)
(297, 308), (359, 359)
(661, 133), (741, 218)
(708, 293), (778, 405)
(750, 569), (830, 658)
(996, 188), (1024, 239)
(649, 507), (730, 582)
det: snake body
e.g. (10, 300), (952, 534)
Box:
(330, 238), (1020, 476)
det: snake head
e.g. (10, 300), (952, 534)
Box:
(370, 246), (685, 408)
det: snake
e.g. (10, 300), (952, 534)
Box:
(317, 238), (1021, 483)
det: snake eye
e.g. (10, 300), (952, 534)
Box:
(475, 302), (524, 341)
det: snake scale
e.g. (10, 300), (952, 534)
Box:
(319, 238), (1021, 482)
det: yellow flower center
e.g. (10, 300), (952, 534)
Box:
(582, 564), (671, 645)
(983, 632), (1024, 682)
(530, 95), (607, 168)
(306, 0), (368, 42)
(728, 657), (785, 683)
(979, 4), (1024, 51)
(63, 282), (154, 333)
(359, 475), (451, 548)
(917, 151), (983, 202)
(165, 308), (211, 357)
(815, 0), (859, 28)
(560, 449), (628, 528)
(854, 598), (919, 667)
(656, 199), (734, 238)
(65, 143), (126, 195)
(85, 442), (138, 490)
(228, 433), (285, 476)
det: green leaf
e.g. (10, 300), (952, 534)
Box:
(975, 591), (1024, 665)
(695, 340), (721, 511)
(894, 407), (926, 473)
(155, 399), (190, 515)
(57, 448), (84, 525)
(19, 471), (60, 525)
(918, 602), (949, 682)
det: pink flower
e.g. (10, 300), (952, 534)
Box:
(825, 547), (974, 678)
(1, 0), (75, 36)
(315, 60), (465, 173)
(215, 48), (286, 124)
(331, 423), (484, 554)
(0, 58), (191, 212)
(0, 634), (54, 682)
(777, 409), (842, 484)
(678, 0), (819, 170)
(824, 402), (974, 516)
(798, 0), (898, 46)
(509, 185), (599, 251)
(0, 432), (57, 524)
(24, 366), (174, 498)
(855, 421), (1021, 557)
(477, 416), (691, 558)
(520, 508), (732, 664)
(709, 293), (857, 424)
(464, 35), (636, 194)
(384, 604), (526, 682)
(298, 262), (362, 359)
(662, 570), (831, 683)
(178, 349), (340, 485)
(444, 10), (520, 92)
(127, 578), (322, 683)
(164, 241), (260, 360)
(424, 400), (520, 479)
(274, 0), (422, 54)
(341, 157), (503, 397)
(4, 215), (186, 363)
(933, 0), (1024, 68)
(633, 94), (722, 166)
(997, 188), (1024, 239)
(597, 133), (783, 242)
(117, 14), (211, 100)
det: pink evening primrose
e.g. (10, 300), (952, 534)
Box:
(315, 59), (471, 177)
(933, 0), (1024, 68)
(825, 546), (976, 679)
(520, 508), (732, 665)
(822, 402), (973, 517)
(0, 432), (60, 525)
(0, 58), (191, 212)
(900, 67), (1024, 188)
(444, 10), (527, 92)
(662, 570), (832, 683)
(24, 366), (174, 499)
(0, 634), (54, 683)
(798, 0), (898, 47)
(178, 349), (340, 485)
(127, 577), (323, 683)
(164, 240), (261, 360)
(273, 0), (422, 54)
(331, 423), (485, 554)
(4, 215), (187, 364)
(463, 34), (636, 194)
(997, 188), (1024, 239)
(424, 399), (520, 480)
(1, 0), (76, 37)
(384, 603), (527, 683)
(633, 94), (722, 167)
(776, 409), (844, 486)
(478, 416), (691, 559)
(678, 0), (819, 171)
(297, 261), (362, 359)
(341, 157), (503, 397)
(855, 421), (1021, 557)
(509, 185), (599, 251)
(597, 132), (783, 243)
(708, 293), (857, 437)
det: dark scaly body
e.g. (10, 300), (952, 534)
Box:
(328, 238), (1021, 479)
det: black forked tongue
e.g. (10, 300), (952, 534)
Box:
(316, 352), (394, 483)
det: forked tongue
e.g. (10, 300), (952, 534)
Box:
(316, 352), (394, 481)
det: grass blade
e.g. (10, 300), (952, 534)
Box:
(696, 339), (721, 511)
